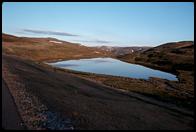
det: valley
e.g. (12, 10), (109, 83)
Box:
(2, 33), (194, 130)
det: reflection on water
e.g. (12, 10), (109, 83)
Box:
(47, 58), (178, 81)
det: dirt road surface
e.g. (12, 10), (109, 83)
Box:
(2, 79), (25, 130)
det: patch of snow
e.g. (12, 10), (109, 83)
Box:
(49, 41), (62, 44)
(94, 51), (100, 54)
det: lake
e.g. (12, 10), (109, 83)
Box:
(47, 58), (178, 81)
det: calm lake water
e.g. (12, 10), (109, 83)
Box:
(47, 58), (178, 81)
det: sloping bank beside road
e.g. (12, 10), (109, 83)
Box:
(2, 54), (74, 130)
(2, 54), (194, 130)
(2, 79), (25, 130)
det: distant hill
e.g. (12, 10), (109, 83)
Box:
(2, 33), (113, 61)
(96, 46), (151, 56)
(118, 41), (194, 74)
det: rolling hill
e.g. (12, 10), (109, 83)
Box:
(117, 41), (194, 72)
(2, 33), (113, 62)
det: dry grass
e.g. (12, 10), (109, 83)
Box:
(54, 67), (194, 110)
(2, 34), (113, 62)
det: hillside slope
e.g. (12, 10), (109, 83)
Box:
(2, 34), (113, 62)
(116, 41), (194, 94)
(136, 41), (194, 72)
(117, 41), (194, 73)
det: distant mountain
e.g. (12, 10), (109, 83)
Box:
(96, 46), (151, 56)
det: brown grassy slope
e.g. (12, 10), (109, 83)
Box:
(2, 34), (113, 62)
(136, 41), (194, 86)
(116, 41), (194, 78)
(135, 41), (194, 73)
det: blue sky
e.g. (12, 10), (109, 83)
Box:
(2, 2), (194, 46)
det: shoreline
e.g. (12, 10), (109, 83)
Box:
(44, 57), (179, 81)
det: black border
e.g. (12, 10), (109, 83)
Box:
(1, 0), (195, 131)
